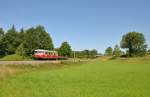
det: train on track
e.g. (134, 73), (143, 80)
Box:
(33, 49), (66, 60)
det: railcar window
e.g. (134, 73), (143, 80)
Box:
(34, 51), (38, 54)
(45, 52), (49, 54)
(34, 50), (58, 55)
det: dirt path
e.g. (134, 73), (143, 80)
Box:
(0, 60), (61, 65)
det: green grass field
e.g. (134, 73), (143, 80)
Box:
(0, 57), (150, 97)
(0, 54), (31, 61)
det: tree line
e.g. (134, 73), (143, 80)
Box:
(0, 25), (98, 58)
(105, 32), (149, 57)
(0, 26), (149, 58)
(0, 25), (54, 57)
(70, 49), (98, 58)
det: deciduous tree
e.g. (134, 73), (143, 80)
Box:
(2, 25), (20, 54)
(23, 26), (54, 55)
(58, 41), (72, 57)
(113, 45), (121, 57)
(147, 49), (150, 55)
(105, 47), (113, 56)
(121, 32), (147, 56)
(0, 27), (4, 40)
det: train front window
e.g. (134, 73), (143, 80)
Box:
(34, 51), (38, 54)
(45, 52), (49, 54)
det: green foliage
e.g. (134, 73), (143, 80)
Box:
(34, 26), (54, 50)
(70, 50), (84, 58)
(15, 43), (27, 56)
(89, 49), (98, 58)
(1, 58), (150, 97)
(18, 28), (25, 43)
(121, 32), (147, 57)
(23, 26), (54, 55)
(82, 50), (90, 58)
(0, 54), (31, 61)
(1, 25), (21, 54)
(70, 49), (98, 58)
(0, 28), (5, 56)
(0, 25), (54, 57)
(0, 27), (4, 40)
(105, 47), (113, 56)
(147, 49), (150, 55)
(58, 41), (72, 57)
(113, 45), (121, 57)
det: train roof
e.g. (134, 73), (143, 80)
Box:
(34, 49), (57, 52)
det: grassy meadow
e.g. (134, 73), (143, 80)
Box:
(0, 54), (32, 61)
(0, 57), (150, 97)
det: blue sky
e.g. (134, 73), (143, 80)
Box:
(0, 0), (150, 53)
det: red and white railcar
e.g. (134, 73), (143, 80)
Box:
(33, 49), (66, 60)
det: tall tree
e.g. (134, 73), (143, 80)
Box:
(15, 43), (27, 56)
(21, 26), (54, 55)
(0, 28), (5, 56)
(147, 49), (150, 55)
(58, 41), (72, 57)
(2, 25), (20, 54)
(35, 26), (54, 50)
(105, 47), (113, 56)
(82, 50), (90, 58)
(89, 49), (98, 58)
(113, 45), (121, 57)
(0, 27), (4, 40)
(121, 32), (147, 56)
(23, 27), (36, 55)
(18, 28), (25, 43)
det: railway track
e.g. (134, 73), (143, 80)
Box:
(0, 60), (61, 65)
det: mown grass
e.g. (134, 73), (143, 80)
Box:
(0, 54), (31, 61)
(0, 57), (150, 97)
